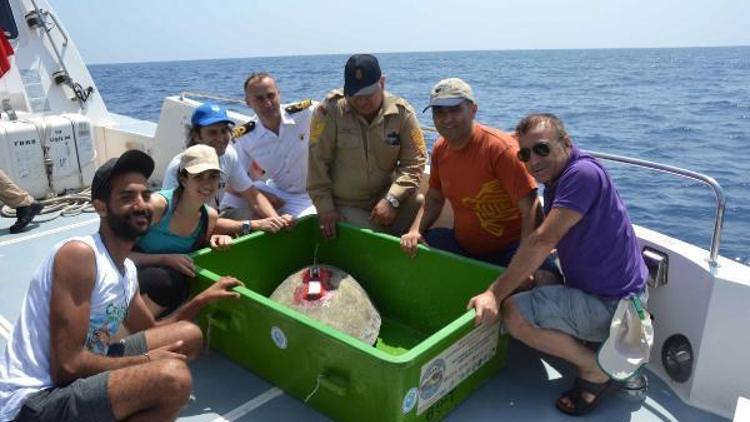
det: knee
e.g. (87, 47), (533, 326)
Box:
(501, 299), (528, 338)
(174, 320), (203, 360)
(155, 359), (193, 403)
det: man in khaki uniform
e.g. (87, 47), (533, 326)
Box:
(1, 170), (43, 234)
(307, 54), (427, 238)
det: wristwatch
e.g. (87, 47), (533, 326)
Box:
(239, 221), (253, 236)
(385, 193), (400, 209)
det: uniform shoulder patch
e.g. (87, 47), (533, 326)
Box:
(309, 110), (326, 145)
(285, 99), (313, 114)
(233, 120), (256, 138)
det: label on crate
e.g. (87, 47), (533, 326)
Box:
(270, 326), (288, 350)
(417, 322), (500, 415)
(402, 387), (418, 414)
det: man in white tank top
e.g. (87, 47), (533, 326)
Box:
(0, 150), (243, 421)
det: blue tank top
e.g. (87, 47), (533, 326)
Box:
(136, 189), (208, 254)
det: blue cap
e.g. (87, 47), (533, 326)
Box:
(191, 103), (233, 127)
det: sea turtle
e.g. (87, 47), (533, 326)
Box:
(270, 264), (381, 345)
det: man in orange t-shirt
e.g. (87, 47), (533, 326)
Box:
(401, 78), (545, 267)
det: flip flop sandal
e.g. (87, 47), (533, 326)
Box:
(555, 377), (615, 416)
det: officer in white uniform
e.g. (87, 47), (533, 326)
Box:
(222, 72), (317, 218)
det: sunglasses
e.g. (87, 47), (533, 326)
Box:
(517, 142), (551, 162)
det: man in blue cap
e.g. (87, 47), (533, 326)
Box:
(162, 103), (292, 234)
(307, 54), (427, 238)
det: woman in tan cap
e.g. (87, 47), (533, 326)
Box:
(131, 144), (234, 317)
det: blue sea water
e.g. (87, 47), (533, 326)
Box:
(89, 47), (750, 265)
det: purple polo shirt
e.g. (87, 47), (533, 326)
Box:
(543, 147), (647, 300)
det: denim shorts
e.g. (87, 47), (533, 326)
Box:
(14, 331), (148, 422)
(510, 285), (647, 343)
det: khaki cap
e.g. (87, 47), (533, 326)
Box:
(423, 78), (476, 112)
(180, 144), (222, 175)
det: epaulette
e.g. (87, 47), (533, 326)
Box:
(233, 120), (256, 138)
(324, 89), (345, 102)
(284, 99), (313, 114)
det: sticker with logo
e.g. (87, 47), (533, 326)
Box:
(270, 326), (287, 350)
(309, 113), (326, 145)
(402, 387), (418, 414)
(417, 322), (500, 415)
(419, 359), (446, 403)
(411, 127), (426, 154)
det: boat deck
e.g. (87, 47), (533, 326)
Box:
(0, 214), (726, 421)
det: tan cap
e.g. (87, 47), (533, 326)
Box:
(180, 144), (222, 175)
(423, 78), (476, 112)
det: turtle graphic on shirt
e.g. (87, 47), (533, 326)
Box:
(85, 301), (128, 355)
(462, 180), (521, 236)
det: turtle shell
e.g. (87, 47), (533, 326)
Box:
(270, 265), (381, 345)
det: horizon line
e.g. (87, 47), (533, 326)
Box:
(87, 44), (750, 66)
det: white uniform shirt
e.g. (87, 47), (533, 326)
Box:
(162, 144), (252, 209)
(223, 102), (316, 209)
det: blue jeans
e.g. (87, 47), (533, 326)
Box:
(424, 228), (559, 273)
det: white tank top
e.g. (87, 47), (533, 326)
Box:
(0, 233), (138, 420)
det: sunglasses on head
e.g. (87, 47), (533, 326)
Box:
(517, 141), (551, 162)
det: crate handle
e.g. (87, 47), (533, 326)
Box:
(319, 373), (348, 396)
(206, 310), (231, 331)
(204, 310), (233, 354)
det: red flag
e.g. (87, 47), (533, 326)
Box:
(0, 27), (15, 78)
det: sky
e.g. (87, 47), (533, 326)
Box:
(51, 0), (750, 65)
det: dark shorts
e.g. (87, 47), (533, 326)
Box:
(423, 227), (560, 273)
(138, 265), (190, 316)
(14, 332), (148, 422)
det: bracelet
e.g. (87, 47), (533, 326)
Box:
(143, 352), (151, 362)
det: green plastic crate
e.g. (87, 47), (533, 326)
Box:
(191, 216), (508, 421)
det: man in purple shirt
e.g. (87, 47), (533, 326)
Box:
(468, 113), (648, 416)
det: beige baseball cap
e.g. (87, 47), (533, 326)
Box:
(179, 144), (222, 175)
(423, 78), (476, 112)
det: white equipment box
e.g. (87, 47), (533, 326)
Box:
(0, 114), (96, 199)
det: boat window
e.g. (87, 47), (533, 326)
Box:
(0, 1), (19, 39)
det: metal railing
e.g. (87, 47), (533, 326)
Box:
(587, 151), (726, 267)
(179, 91), (246, 105)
